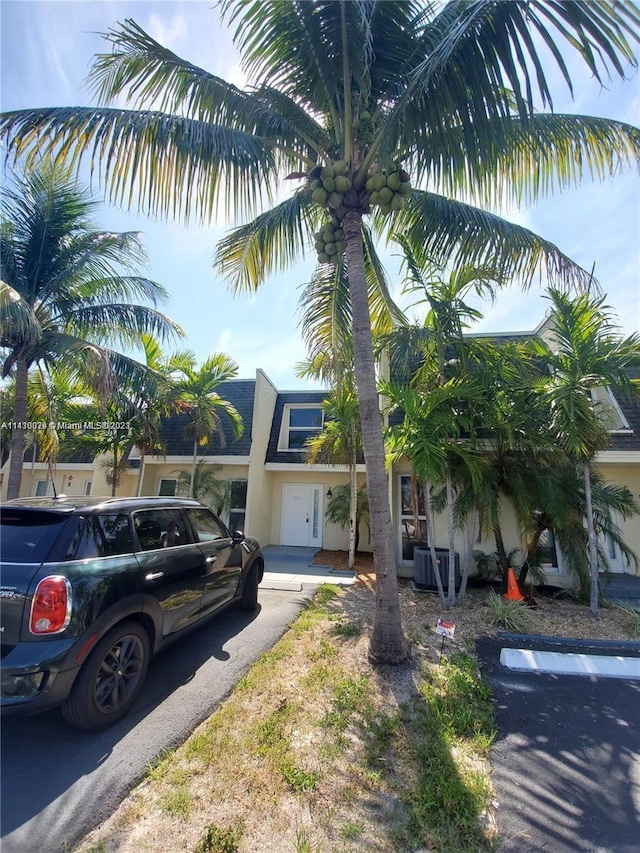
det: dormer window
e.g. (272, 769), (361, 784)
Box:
(280, 405), (324, 450)
(590, 386), (630, 432)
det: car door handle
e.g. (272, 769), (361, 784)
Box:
(145, 572), (164, 580)
(206, 556), (217, 564)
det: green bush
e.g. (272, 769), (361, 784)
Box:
(485, 589), (537, 632)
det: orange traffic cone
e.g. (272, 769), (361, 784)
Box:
(503, 567), (524, 601)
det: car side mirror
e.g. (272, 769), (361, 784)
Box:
(231, 530), (244, 545)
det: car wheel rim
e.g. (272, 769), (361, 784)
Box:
(94, 635), (145, 714)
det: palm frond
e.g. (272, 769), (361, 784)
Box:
(412, 113), (640, 209)
(0, 107), (277, 223)
(215, 189), (311, 292)
(397, 189), (595, 291)
(376, 0), (640, 170)
(0, 281), (41, 358)
(88, 19), (324, 170)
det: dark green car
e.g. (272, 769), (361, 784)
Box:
(0, 496), (264, 730)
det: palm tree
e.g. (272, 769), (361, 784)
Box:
(303, 383), (363, 569)
(172, 355), (244, 497)
(0, 162), (182, 499)
(175, 461), (232, 514)
(385, 376), (483, 607)
(536, 288), (640, 616)
(129, 335), (195, 496)
(324, 483), (370, 557)
(3, 3), (639, 660)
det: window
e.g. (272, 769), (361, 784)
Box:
(188, 508), (229, 542)
(0, 510), (68, 563)
(35, 480), (47, 497)
(399, 475), (428, 564)
(537, 529), (559, 568)
(282, 406), (323, 450)
(158, 478), (177, 496)
(72, 514), (133, 559)
(134, 509), (192, 551)
(228, 479), (247, 533)
(83, 480), (92, 496)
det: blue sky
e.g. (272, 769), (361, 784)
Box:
(1, 0), (639, 390)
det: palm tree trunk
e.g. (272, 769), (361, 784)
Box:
(7, 358), (29, 500)
(458, 506), (478, 604)
(348, 449), (358, 570)
(111, 447), (118, 497)
(424, 480), (447, 607)
(136, 446), (146, 496)
(190, 439), (198, 497)
(446, 472), (456, 608)
(343, 211), (408, 663)
(493, 523), (510, 589)
(584, 460), (599, 618)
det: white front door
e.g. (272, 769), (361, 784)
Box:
(281, 483), (323, 548)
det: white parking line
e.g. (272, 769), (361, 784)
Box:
(500, 647), (640, 679)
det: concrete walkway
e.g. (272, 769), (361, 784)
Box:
(260, 545), (356, 592)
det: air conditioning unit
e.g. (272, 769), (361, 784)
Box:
(413, 547), (460, 591)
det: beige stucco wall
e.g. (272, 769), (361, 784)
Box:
(594, 459), (640, 576)
(265, 468), (370, 550)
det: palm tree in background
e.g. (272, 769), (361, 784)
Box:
(0, 162), (182, 499)
(3, 2), (639, 660)
(130, 334), (195, 496)
(172, 354), (244, 498)
(536, 288), (640, 616)
(303, 383), (363, 569)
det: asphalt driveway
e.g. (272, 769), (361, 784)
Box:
(1, 588), (313, 853)
(476, 635), (640, 853)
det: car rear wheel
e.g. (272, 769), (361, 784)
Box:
(62, 621), (150, 730)
(240, 563), (260, 611)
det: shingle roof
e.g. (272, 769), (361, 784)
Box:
(157, 379), (256, 457)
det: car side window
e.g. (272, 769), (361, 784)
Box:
(72, 514), (133, 559)
(133, 509), (193, 551)
(188, 508), (229, 543)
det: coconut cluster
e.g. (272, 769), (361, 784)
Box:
(314, 219), (345, 264)
(365, 168), (412, 215)
(310, 161), (351, 211)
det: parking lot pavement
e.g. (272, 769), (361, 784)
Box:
(476, 636), (640, 853)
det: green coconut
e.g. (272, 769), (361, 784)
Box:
(368, 190), (380, 206)
(312, 187), (328, 205)
(334, 241), (345, 254)
(386, 172), (401, 191)
(325, 242), (337, 255)
(334, 175), (351, 193)
(334, 228), (344, 240)
(318, 252), (330, 263)
(398, 181), (412, 195)
(322, 176), (335, 192)
(379, 203), (392, 215)
(333, 160), (348, 176)
(374, 173), (387, 191)
(328, 191), (343, 209)
(320, 165), (335, 180)
(366, 176), (377, 192)
(391, 193), (405, 211)
(378, 187), (393, 204)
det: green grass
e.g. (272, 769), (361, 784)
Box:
(195, 822), (243, 853)
(394, 653), (496, 852)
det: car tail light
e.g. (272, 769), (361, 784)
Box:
(29, 576), (72, 635)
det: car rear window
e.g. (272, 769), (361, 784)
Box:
(0, 510), (69, 563)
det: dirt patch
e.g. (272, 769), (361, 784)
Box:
(314, 550), (638, 647)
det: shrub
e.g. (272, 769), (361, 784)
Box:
(485, 590), (537, 632)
